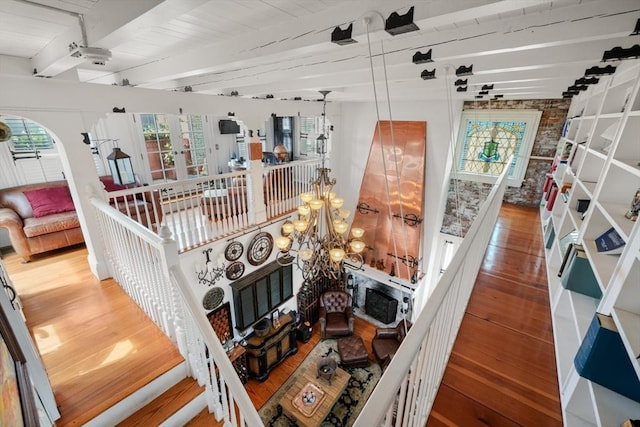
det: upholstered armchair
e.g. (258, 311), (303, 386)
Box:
(372, 321), (412, 368)
(319, 291), (354, 339)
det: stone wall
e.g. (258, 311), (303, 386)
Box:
(441, 98), (570, 236)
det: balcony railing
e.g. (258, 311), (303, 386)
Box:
(104, 158), (324, 251)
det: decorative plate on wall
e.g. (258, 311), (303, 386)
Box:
(202, 287), (225, 310)
(247, 231), (273, 266)
(226, 261), (245, 280)
(224, 240), (244, 262)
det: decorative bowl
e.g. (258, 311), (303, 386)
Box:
(253, 318), (272, 337)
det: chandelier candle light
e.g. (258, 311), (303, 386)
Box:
(275, 91), (365, 280)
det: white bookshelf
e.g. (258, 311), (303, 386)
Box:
(541, 59), (640, 427)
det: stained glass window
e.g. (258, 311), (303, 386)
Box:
(455, 110), (542, 186)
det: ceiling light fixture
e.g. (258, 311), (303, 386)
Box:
(412, 49), (433, 64)
(602, 44), (640, 62)
(584, 65), (616, 76)
(456, 65), (473, 76)
(385, 6), (419, 35)
(331, 23), (357, 45)
(420, 69), (436, 80)
(275, 90), (365, 280)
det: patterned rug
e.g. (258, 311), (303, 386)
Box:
(258, 339), (381, 426)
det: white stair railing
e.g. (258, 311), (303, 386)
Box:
(90, 195), (261, 426)
(104, 158), (323, 251)
(354, 159), (511, 427)
(263, 159), (321, 219)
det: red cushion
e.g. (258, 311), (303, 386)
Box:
(102, 179), (128, 192)
(23, 186), (75, 218)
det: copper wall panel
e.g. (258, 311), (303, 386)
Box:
(351, 121), (426, 280)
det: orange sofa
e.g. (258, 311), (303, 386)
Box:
(0, 177), (162, 262)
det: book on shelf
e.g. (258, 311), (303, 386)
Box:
(575, 199), (590, 214)
(544, 224), (556, 250)
(574, 313), (640, 403)
(546, 185), (559, 211)
(594, 227), (625, 255)
(560, 244), (602, 299)
(559, 229), (578, 255)
(558, 243), (575, 278)
(557, 230), (579, 277)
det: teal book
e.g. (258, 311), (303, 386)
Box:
(574, 313), (640, 403)
(545, 225), (556, 249)
(560, 245), (602, 299)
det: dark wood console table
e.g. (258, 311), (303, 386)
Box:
(244, 312), (297, 381)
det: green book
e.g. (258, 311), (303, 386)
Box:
(560, 245), (602, 299)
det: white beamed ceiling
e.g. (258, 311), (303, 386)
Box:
(0, 0), (639, 101)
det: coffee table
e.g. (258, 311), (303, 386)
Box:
(278, 362), (350, 427)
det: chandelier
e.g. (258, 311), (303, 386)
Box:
(275, 90), (366, 280)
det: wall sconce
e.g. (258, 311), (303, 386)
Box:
(385, 6), (419, 35)
(197, 248), (225, 287)
(481, 84), (494, 91)
(454, 79), (467, 86)
(331, 23), (357, 45)
(456, 86), (468, 92)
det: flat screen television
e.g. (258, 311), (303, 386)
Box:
(219, 119), (240, 134)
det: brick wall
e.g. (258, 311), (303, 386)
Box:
(441, 98), (570, 236)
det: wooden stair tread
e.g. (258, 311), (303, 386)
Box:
(117, 377), (204, 426)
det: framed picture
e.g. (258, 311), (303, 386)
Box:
(271, 309), (280, 328)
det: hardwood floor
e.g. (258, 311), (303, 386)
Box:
(1, 203), (561, 426)
(1, 245), (184, 427)
(428, 204), (562, 427)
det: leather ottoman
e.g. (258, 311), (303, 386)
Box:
(337, 336), (369, 368)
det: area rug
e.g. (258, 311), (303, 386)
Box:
(258, 339), (382, 426)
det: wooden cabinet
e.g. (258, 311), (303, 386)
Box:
(227, 345), (248, 385)
(541, 59), (640, 426)
(244, 312), (297, 381)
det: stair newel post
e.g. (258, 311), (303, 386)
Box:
(158, 226), (189, 367)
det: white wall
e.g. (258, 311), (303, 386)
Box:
(335, 98), (463, 306)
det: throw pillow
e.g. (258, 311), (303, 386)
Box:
(23, 186), (75, 218)
(101, 177), (135, 201)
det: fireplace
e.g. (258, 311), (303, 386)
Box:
(365, 288), (398, 324)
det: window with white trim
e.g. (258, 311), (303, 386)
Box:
(3, 116), (63, 184)
(455, 110), (541, 186)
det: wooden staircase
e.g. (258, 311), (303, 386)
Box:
(116, 377), (208, 426)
